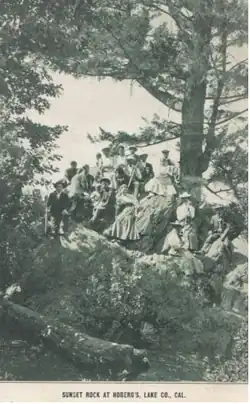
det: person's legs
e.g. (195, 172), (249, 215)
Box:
(61, 213), (69, 234)
(50, 215), (61, 236)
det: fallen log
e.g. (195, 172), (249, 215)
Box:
(0, 298), (149, 379)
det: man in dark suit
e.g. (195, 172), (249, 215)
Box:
(83, 164), (94, 193)
(47, 180), (70, 236)
(139, 153), (154, 182)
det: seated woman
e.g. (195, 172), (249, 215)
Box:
(90, 178), (115, 228)
(145, 150), (178, 198)
(104, 184), (140, 246)
(112, 165), (130, 191)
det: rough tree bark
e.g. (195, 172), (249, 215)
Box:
(180, 0), (212, 182)
(0, 298), (149, 379)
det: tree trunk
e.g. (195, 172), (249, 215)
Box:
(180, 81), (206, 178)
(0, 298), (149, 378)
(180, 0), (212, 187)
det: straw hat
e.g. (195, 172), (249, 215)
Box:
(161, 149), (170, 155)
(100, 177), (111, 185)
(128, 146), (138, 152)
(179, 192), (191, 199)
(125, 151), (136, 160)
(139, 153), (148, 158)
(53, 179), (67, 188)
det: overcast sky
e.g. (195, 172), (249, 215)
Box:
(27, 43), (247, 183)
(28, 74), (181, 181)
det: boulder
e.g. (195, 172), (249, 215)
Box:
(221, 263), (248, 315)
(136, 194), (176, 253)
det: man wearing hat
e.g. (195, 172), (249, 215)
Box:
(138, 153), (154, 183)
(124, 152), (142, 198)
(176, 192), (198, 251)
(46, 180), (70, 237)
(127, 146), (138, 161)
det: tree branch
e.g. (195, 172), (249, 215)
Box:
(227, 58), (248, 72)
(219, 94), (248, 106)
(140, 134), (180, 148)
(137, 79), (182, 112)
(215, 108), (248, 126)
(205, 185), (228, 200)
(201, 24), (228, 173)
(90, 10), (183, 113)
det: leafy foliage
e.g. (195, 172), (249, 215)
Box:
(204, 319), (248, 381)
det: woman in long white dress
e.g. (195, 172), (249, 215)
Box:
(176, 192), (198, 251)
(136, 151), (177, 248)
(145, 150), (179, 198)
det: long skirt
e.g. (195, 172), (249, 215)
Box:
(145, 176), (177, 197)
(104, 205), (140, 241)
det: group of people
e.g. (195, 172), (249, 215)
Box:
(46, 144), (154, 238)
(46, 143), (227, 256)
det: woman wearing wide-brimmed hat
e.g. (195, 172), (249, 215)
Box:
(144, 149), (179, 198)
(176, 192), (198, 251)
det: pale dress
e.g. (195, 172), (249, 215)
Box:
(145, 164), (178, 197)
(104, 193), (140, 241)
(176, 202), (198, 250)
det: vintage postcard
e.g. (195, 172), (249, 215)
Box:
(0, 0), (248, 402)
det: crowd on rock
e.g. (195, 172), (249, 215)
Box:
(46, 144), (229, 256)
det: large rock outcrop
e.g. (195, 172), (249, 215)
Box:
(4, 219), (245, 380)
(221, 263), (248, 315)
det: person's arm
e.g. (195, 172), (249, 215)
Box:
(62, 194), (70, 214)
(150, 164), (155, 179)
(117, 194), (136, 206)
(189, 205), (196, 219)
(135, 166), (142, 181)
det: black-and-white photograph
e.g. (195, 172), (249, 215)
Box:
(0, 0), (248, 387)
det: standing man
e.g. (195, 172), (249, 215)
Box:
(128, 146), (138, 161)
(124, 154), (142, 198)
(47, 180), (70, 237)
(83, 164), (94, 193)
(138, 153), (154, 182)
(64, 161), (78, 184)
(96, 153), (104, 176)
